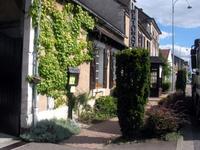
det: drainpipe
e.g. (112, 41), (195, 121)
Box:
(134, 8), (138, 47)
(32, 0), (42, 126)
(129, 0), (132, 47)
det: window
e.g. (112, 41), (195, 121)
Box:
(147, 41), (150, 50)
(90, 45), (108, 89)
(138, 32), (142, 48)
(151, 71), (157, 88)
(95, 49), (104, 88)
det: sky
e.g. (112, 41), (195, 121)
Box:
(136, 0), (200, 61)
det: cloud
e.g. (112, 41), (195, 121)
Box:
(160, 44), (190, 61)
(136, 0), (200, 28)
(160, 31), (172, 39)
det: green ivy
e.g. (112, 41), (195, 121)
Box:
(30, 0), (95, 104)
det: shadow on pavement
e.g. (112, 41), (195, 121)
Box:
(87, 119), (121, 135)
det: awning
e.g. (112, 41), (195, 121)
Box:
(150, 56), (163, 64)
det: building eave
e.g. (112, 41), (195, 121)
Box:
(72, 0), (126, 38)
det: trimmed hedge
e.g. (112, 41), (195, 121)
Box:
(115, 48), (150, 138)
(175, 69), (186, 93)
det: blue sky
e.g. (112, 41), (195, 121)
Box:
(136, 0), (200, 61)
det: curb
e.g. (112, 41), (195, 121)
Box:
(176, 136), (183, 150)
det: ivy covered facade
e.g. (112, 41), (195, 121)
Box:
(0, 0), (133, 135)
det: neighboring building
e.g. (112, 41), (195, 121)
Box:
(160, 49), (173, 82)
(174, 55), (189, 71)
(131, 7), (162, 97)
(0, 0), (132, 136)
(161, 49), (189, 90)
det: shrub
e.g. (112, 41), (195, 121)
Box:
(20, 119), (80, 143)
(94, 96), (117, 119)
(79, 96), (117, 123)
(158, 92), (189, 125)
(146, 106), (179, 135)
(176, 69), (187, 93)
(78, 110), (96, 124)
(74, 93), (91, 118)
(162, 132), (182, 141)
(162, 82), (170, 92)
(115, 48), (150, 138)
(158, 91), (184, 107)
(78, 105), (95, 124)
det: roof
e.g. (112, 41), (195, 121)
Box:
(115, 0), (130, 7)
(138, 20), (152, 40)
(160, 49), (170, 60)
(137, 7), (162, 35)
(150, 56), (163, 64)
(74, 0), (126, 35)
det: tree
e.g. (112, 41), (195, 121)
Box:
(176, 69), (187, 94)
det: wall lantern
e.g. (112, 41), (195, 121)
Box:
(67, 67), (80, 93)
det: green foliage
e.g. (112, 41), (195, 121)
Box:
(158, 92), (189, 125)
(20, 119), (80, 143)
(78, 96), (117, 124)
(115, 48), (150, 139)
(94, 96), (117, 119)
(175, 69), (187, 93)
(78, 105), (95, 124)
(74, 93), (91, 118)
(30, 0), (95, 103)
(162, 132), (182, 141)
(162, 82), (170, 92)
(159, 50), (171, 80)
(162, 62), (171, 79)
(146, 106), (179, 136)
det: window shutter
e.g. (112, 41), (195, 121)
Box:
(103, 49), (108, 88)
(109, 50), (114, 88)
(90, 58), (96, 90)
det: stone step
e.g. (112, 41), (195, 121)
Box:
(0, 133), (21, 149)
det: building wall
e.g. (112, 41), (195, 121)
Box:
(20, 0), (127, 129)
(124, 14), (130, 47)
(150, 23), (159, 57)
(76, 62), (91, 94)
(21, 0), (34, 129)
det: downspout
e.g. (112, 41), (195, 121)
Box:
(32, 0), (42, 126)
(129, 0), (132, 47)
(134, 7), (138, 47)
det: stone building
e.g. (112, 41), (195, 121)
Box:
(131, 7), (163, 97)
(0, 0), (133, 136)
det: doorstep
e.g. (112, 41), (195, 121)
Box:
(0, 133), (23, 149)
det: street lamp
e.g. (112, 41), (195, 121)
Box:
(171, 0), (192, 91)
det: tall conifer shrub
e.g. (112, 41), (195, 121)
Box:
(115, 48), (150, 138)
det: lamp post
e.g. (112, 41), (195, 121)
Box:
(171, 0), (192, 91)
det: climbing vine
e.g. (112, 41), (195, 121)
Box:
(30, 0), (95, 105)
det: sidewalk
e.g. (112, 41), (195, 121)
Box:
(60, 118), (121, 149)
(14, 91), (182, 150)
(14, 117), (177, 150)
(0, 133), (24, 150)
